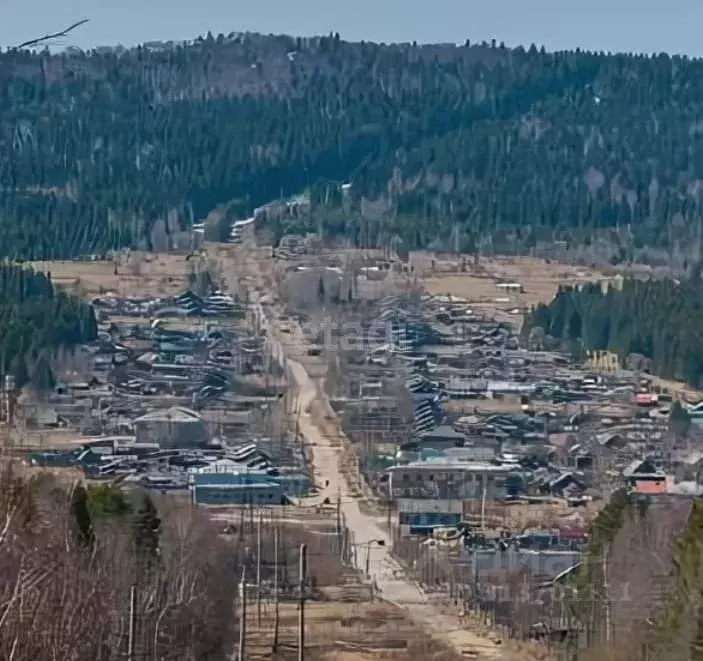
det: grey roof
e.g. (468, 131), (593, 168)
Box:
(420, 424), (466, 441)
(623, 458), (659, 478)
(133, 406), (202, 424)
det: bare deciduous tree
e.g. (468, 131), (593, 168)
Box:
(0, 466), (239, 661)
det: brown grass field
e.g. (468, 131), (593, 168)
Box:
(416, 254), (613, 326)
(29, 252), (190, 299)
(246, 600), (463, 661)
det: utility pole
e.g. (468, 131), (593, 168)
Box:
(238, 567), (247, 661)
(603, 544), (611, 645)
(386, 480), (392, 533)
(127, 584), (137, 661)
(272, 523), (280, 652)
(256, 510), (262, 626)
(340, 524), (348, 563)
(335, 491), (342, 554)
(298, 544), (307, 661)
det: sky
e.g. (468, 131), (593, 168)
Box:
(3, 0), (703, 57)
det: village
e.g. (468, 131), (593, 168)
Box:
(6, 221), (703, 659)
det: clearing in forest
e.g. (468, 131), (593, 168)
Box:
(417, 254), (612, 325)
(28, 252), (190, 299)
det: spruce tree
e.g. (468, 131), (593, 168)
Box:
(133, 492), (161, 565)
(70, 484), (95, 551)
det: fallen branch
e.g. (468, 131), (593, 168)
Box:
(14, 19), (89, 50)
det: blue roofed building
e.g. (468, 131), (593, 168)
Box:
(190, 471), (285, 506)
(189, 462), (311, 506)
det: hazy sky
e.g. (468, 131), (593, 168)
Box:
(3, 0), (703, 57)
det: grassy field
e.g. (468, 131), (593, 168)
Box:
(415, 254), (612, 327)
(29, 252), (190, 299)
(245, 600), (463, 661)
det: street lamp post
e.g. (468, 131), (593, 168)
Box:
(358, 539), (385, 576)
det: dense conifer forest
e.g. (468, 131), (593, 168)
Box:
(3, 33), (703, 260)
(524, 278), (703, 387)
(0, 264), (97, 388)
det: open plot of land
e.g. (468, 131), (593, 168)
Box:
(417, 255), (613, 326)
(28, 252), (190, 299)
(246, 601), (462, 661)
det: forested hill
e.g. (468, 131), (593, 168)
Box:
(524, 278), (703, 387)
(0, 265), (97, 388)
(4, 33), (703, 260)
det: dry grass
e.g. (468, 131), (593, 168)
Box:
(416, 254), (612, 327)
(463, 499), (596, 530)
(29, 252), (190, 299)
(10, 428), (98, 449)
(246, 601), (463, 661)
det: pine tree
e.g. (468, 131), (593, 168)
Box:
(30, 352), (55, 391)
(70, 484), (95, 550)
(133, 492), (161, 565)
(670, 400), (692, 436)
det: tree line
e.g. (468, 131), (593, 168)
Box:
(524, 277), (703, 387)
(0, 263), (97, 389)
(3, 34), (703, 260)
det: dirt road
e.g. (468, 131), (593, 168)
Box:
(250, 289), (521, 661)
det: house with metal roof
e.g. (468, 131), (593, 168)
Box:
(133, 406), (208, 448)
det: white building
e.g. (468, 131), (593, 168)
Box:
(387, 459), (518, 535)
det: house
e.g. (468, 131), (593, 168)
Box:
(684, 401), (703, 425)
(387, 458), (516, 501)
(623, 458), (659, 479)
(566, 444), (593, 470)
(29, 404), (61, 428)
(633, 393), (658, 407)
(623, 458), (668, 495)
(395, 497), (464, 536)
(596, 432), (627, 452)
(133, 406), (208, 448)
(417, 424), (467, 449)
(633, 478), (669, 495)
(547, 472), (586, 499)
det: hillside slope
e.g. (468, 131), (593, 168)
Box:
(3, 35), (703, 260)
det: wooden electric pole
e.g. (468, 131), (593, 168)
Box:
(127, 584), (137, 661)
(256, 510), (262, 626)
(298, 544), (307, 661)
(335, 492), (342, 553)
(238, 568), (247, 661)
(386, 480), (392, 533)
(272, 523), (280, 652)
